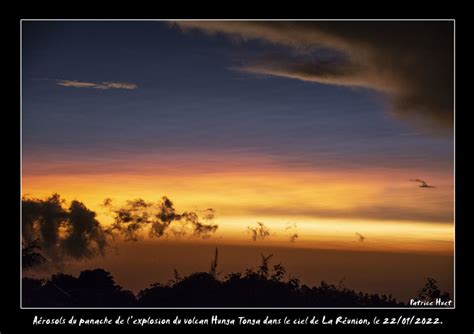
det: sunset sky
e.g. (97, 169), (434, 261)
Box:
(21, 21), (454, 299)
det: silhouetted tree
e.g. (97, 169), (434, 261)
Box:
(271, 262), (286, 282)
(209, 247), (219, 277)
(22, 238), (46, 269)
(23, 253), (451, 308)
(23, 269), (135, 307)
(417, 277), (451, 302)
(257, 254), (273, 278)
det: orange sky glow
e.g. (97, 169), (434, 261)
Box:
(22, 156), (454, 255)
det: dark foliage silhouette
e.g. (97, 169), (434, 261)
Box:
(23, 269), (135, 307)
(22, 238), (46, 269)
(21, 251), (451, 307)
(414, 277), (451, 303)
(209, 247), (220, 278)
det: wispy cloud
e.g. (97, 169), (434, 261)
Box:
(238, 203), (453, 224)
(172, 21), (453, 134)
(56, 79), (138, 90)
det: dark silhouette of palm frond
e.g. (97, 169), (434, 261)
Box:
(209, 247), (221, 277)
(22, 238), (46, 269)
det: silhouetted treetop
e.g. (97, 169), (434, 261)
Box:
(23, 268), (135, 307)
(22, 238), (46, 269)
(416, 277), (451, 302)
(23, 251), (451, 308)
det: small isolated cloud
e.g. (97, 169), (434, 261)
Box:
(285, 222), (298, 243)
(355, 232), (366, 242)
(247, 221), (271, 241)
(56, 79), (138, 90)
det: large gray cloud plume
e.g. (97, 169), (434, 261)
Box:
(22, 194), (108, 263)
(173, 21), (454, 134)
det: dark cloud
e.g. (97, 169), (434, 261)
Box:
(106, 197), (218, 241)
(247, 221), (271, 241)
(173, 21), (453, 134)
(22, 194), (219, 269)
(356, 232), (366, 242)
(289, 233), (298, 243)
(285, 222), (298, 243)
(102, 198), (113, 207)
(22, 194), (108, 262)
